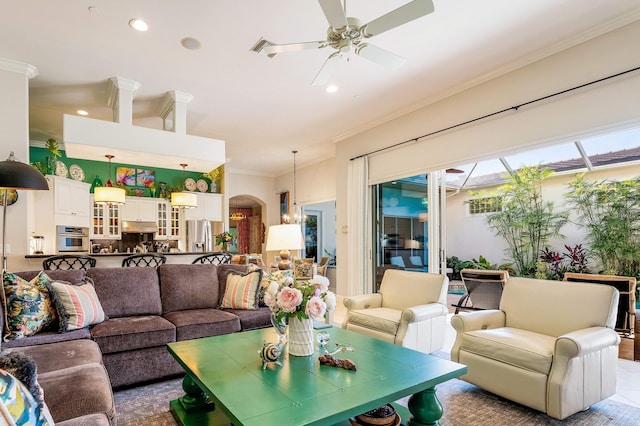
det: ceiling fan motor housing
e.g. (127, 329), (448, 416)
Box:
(327, 17), (362, 50)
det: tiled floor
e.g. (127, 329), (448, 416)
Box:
(331, 295), (640, 408)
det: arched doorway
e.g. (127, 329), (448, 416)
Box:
(228, 195), (265, 255)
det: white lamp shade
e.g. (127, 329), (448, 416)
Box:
(94, 186), (125, 205)
(171, 191), (197, 208)
(266, 224), (304, 251)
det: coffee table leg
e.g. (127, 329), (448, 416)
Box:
(406, 386), (443, 426)
(178, 373), (216, 413)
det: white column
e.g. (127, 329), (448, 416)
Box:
(0, 57), (38, 270)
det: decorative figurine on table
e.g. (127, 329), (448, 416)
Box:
(259, 341), (284, 370)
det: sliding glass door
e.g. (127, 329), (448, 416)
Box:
(372, 172), (443, 291)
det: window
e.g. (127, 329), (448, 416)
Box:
(467, 196), (502, 215)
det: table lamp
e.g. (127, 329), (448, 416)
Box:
(265, 224), (303, 270)
(0, 152), (49, 270)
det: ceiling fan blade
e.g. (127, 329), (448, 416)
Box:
(312, 52), (343, 86)
(362, 0), (435, 37)
(318, 0), (348, 30)
(251, 37), (328, 57)
(355, 43), (406, 70)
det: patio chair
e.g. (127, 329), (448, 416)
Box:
(43, 255), (96, 271)
(389, 256), (405, 268)
(121, 253), (167, 267)
(452, 269), (509, 313)
(563, 272), (636, 336)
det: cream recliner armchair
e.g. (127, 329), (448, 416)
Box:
(451, 277), (620, 420)
(342, 270), (449, 353)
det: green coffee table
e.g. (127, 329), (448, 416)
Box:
(167, 326), (466, 426)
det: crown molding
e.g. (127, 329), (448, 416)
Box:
(0, 57), (37, 79)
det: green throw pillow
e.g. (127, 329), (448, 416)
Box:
(2, 271), (57, 341)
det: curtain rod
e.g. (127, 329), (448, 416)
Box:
(350, 65), (640, 161)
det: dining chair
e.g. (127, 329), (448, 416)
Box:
(191, 252), (233, 265)
(121, 253), (167, 267)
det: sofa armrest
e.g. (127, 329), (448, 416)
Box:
(450, 310), (505, 363)
(555, 327), (621, 358)
(547, 327), (620, 419)
(451, 310), (506, 333)
(343, 294), (382, 311)
(402, 303), (448, 323)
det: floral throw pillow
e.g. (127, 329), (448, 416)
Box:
(0, 368), (53, 425)
(2, 271), (57, 341)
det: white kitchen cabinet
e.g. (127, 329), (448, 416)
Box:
(121, 197), (158, 222)
(90, 195), (121, 239)
(33, 175), (91, 254)
(156, 200), (181, 240)
(183, 193), (222, 221)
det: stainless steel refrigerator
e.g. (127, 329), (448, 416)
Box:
(186, 219), (213, 252)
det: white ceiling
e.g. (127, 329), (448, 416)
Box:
(2, 1), (639, 177)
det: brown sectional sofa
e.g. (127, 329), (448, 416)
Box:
(2, 263), (271, 425)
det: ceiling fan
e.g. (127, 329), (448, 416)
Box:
(250, 0), (435, 86)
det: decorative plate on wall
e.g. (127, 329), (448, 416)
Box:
(196, 179), (208, 192)
(184, 178), (197, 192)
(55, 161), (68, 178)
(0, 189), (18, 206)
(69, 164), (85, 181)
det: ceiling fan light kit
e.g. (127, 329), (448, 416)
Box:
(251, 0), (435, 85)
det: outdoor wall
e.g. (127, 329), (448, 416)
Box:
(334, 20), (640, 296)
(446, 163), (640, 268)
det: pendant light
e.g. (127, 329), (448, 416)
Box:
(283, 150), (302, 224)
(94, 155), (125, 205)
(171, 163), (197, 209)
(229, 198), (246, 221)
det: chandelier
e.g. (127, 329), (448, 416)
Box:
(229, 198), (246, 221)
(282, 150), (302, 224)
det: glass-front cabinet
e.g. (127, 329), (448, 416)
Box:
(90, 196), (121, 239)
(156, 200), (181, 240)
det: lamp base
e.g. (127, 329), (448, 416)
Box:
(278, 249), (291, 270)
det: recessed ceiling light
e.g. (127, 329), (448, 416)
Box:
(180, 37), (202, 50)
(129, 18), (148, 32)
(77, 110), (88, 116)
(326, 85), (338, 93)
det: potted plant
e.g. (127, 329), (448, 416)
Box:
(202, 166), (223, 193)
(45, 138), (62, 175)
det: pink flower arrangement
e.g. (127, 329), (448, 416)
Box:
(263, 270), (336, 323)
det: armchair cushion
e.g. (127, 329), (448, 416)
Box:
(347, 308), (400, 335)
(462, 327), (555, 375)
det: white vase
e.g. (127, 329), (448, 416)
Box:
(288, 317), (314, 356)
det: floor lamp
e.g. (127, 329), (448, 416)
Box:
(0, 152), (49, 270)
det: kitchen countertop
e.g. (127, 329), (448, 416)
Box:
(25, 252), (218, 259)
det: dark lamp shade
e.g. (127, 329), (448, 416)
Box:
(0, 160), (49, 190)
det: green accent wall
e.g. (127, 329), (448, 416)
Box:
(29, 147), (221, 197)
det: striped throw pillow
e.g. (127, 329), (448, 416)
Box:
(47, 281), (106, 332)
(220, 271), (262, 310)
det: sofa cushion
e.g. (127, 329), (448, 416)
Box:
(158, 264), (219, 313)
(56, 413), (112, 426)
(7, 340), (103, 374)
(46, 280), (106, 332)
(460, 327), (556, 375)
(222, 306), (272, 331)
(0, 368), (53, 425)
(2, 271), (57, 340)
(90, 315), (176, 354)
(163, 309), (240, 341)
(219, 269), (263, 310)
(38, 363), (115, 424)
(87, 267), (162, 317)
(14, 270), (85, 285)
(1, 329), (91, 349)
(347, 307), (401, 335)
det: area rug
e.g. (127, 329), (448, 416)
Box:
(114, 376), (640, 426)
